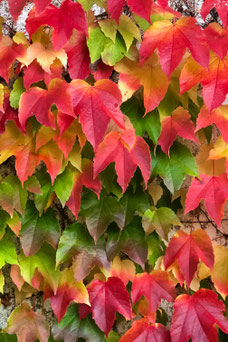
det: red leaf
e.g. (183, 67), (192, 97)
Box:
(107, 0), (125, 22)
(131, 271), (176, 313)
(8, 0), (27, 21)
(19, 78), (74, 129)
(69, 79), (124, 150)
(34, 0), (52, 14)
(196, 105), (228, 143)
(185, 173), (228, 226)
(87, 277), (132, 336)
(120, 318), (171, 342)
(94, 130), (151, 192)
(201, 0), (228, 27)
(128, 0), (153, 23)
(171, 289), (228, 342)
(26, 0), (88, 50)
(0, 36), (25, 82)
(158, 107), (198, 154)
(92, 60), (113, 81)
(164, 229), (214, 286)
(65, 30), (90, 80)
(0, 93), (21, 134)
(140, 17), (209, 77)
(66, 159), (101, 218)
(204, 23), (228, 60)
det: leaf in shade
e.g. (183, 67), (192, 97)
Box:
(171, 289), (228, 342)
(151, 142), (199, 194)
(185, 173), (228, 227)
(49, 267), (89, 323)
(52, 304), (104, 342)
(131, 270), (176, 313)
(106, 217), (148, 269)
(164, 229), (214, 286)
(3, 302), (49, 342)
(87, 277), (132, 336)
(26, 0), (88, 50)
(20, 200), (60, 256)
(56, 223), (110, 281)
(119, 318), (171, 342)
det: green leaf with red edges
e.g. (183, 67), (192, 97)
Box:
(66, 159), (101, 218)
(171, 289), (228, 342)
(180, 53), (228, 112)
(0, 174), (27, 217)
(0, 36), (26, 82)
(49, 267), (89, 323)
(69, 79), (124, 150)
(196, 105), (228, 143)
(20, 200), (60, 256)
(87, 277), (132, 336)
(56, 223), (110, 281)
(158, 106), (198, 154)
(131, 271), (176, 314)
(19, 78), (74, 129)
(106, 216), (148, 269)
(80, 192), (125, 242)
(140, 17), (209, 77)
(164, 229), (214, 286)
(115, 54), (169, 113)
(185, 173), (228, 227)
(3, 302), (49, 342)
(52, 304), (104, 342)
(26, 0), (88, 50)
(201, 0), (228, 27)
(94, 129), (151, 192)
(119, 319), (171, 342)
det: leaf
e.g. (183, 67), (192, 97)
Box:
(49, 267), (89, 323)
(204, 23), (228, 60)
(164, 229), (214, 286)
(185, 173), (228, 226)
(87, 277), (132, 336)
(109, 256), (135, 286)
(0, 36), (25, 82)
(10, 265), (24, 292)
(151, 142), (199, 194)
(56, 223), (110, 281)
(66, 159), (101, 218)
(0, 231), (18, 268)
(115, 54), (169, 113)
(131, 270), (176, 313)
(94, 130), (151, 192)
(69, 79), (124, 150)
(196, 105), (228, 143)
(171, 289), (228, 342)
(20, 200), (60, 256)
(19, 78), (74, 129)
(127, 0), (154, 22)
(4, 302), (49, 342)
(158, 107), (198, 154)
(54, 167), (74, 207)
(101, 33), (126, 66)
(142, 207), (182, 240)
(140, 17), (209, 77)
(209, 136), (228, 173)
(52, 304), (104, 342)
(10, 78), (25, 109)
(26, 0), (88, 50)
(87, 27), (109, 63)
(201, 0), (228, 27)
(211, 245), (228, 298)
(81, 193), (125, 242)
(195, 143), (225, 177)
(7, 0), (27, 21)
(147, 233), (165, 268)
(106, 217), (148, 269)
(0, 333), (17, 342)
(119, 318), (171, 342)
(107, 0), (125, 22)
(34, 0), (52, 15)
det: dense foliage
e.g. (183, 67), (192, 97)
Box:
(0, 0), (227, 341)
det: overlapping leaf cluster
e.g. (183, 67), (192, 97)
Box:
(0, 0), (227, 341)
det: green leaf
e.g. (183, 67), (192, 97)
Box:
(0, 333), (17, 342)
(0, 269), (4, 293)
(52, 304), (104, 342)
(54, 167), (73, 207)
(147, 233), (165, 268)
(106, 217), (148, 269)
(78, 0), (94, 10)
(106, 330), (120, 342)
(87, 27), (109, 63)
(121, 96), (161, 144)
(56, 223), (110, 281)
(142, 207), (182, 240)
(0, 231), (18, 268)
(0, 209), (10, 239)
(101, 33), (126, 66)
(151, 142), (199, 194)
(34, 168), (53, 214)
(10, 77), (25, 109)
(99, 19), (117, 43)
(80, 193), (125, 242)
(20, 200), (60, 256)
